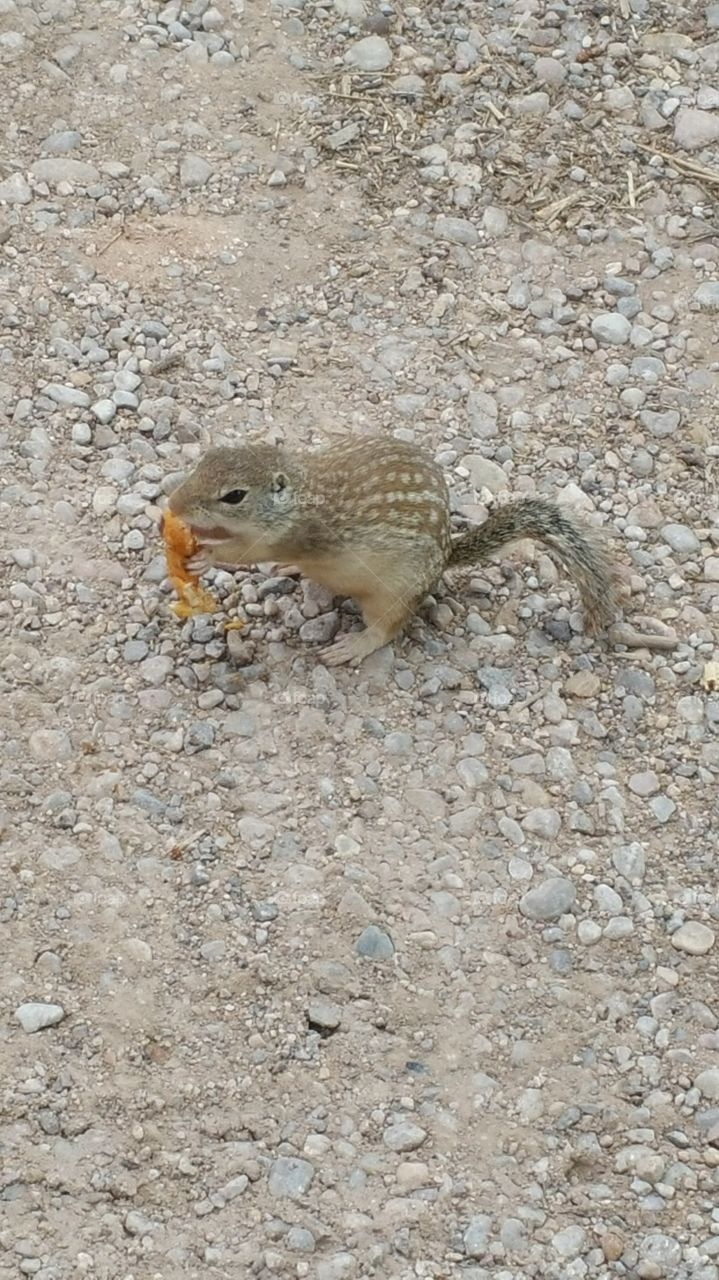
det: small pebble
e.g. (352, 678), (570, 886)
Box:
(519, 878), (576, 922)
(355, 925), (395, 959)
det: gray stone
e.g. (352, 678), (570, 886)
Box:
(522, 808), (561, 840)
(698, 85), (719, 110)
(355, 924), (395, 959)
(383, 1121), (427, 1152)
(29, 729), (72, 761)
(184, 39), (209, 65)
(15, 1002), (66, 1033)
(123, 640), (149, 663)
(344, 35), (392, 71)
(115, 369), (142, 392)
(31, 158), (100, 186)
(325, 123), (361, 152)
(553, 1225), (587, 1258)
(674, 107), (719, 150)
(613, 842), (645, 883)
(185, 722), (215, 753)
(287, 1227), (315, 1252)
(631, 356), (666, 382)
(434, 214), (479, 246)
(534, 56), (566, 85)
(92, 399), (116, 424)
(594, 884), (623, 914)
(316, 1254), (356, 1280)
(139, 655), (174, 685)
(662, 522), (700, 555)
(671, 921), (715, 956)
(42, 130), (82, 153)
(694, 281), (719, 311)
(639, 1232), (683, 1273)
(268, 1156), (315, 1198)
(616, 1143), (666, 1182)
(695, 1069), (719, 1100)
(464, 1215), (492, 1258)
(43, 383), (91, 408)
(483, 206), (508, 236)
(0, 172), (31, 204)
(603, 916), (634, 940)
(124, 1209), (156, 1236)
(629, 770), (659, 797)
(507, 279), (531, 309)
(461, 455), (507, 494)
(639, 409), (679, 437)
(179, 154), (213, 188)
(604, 275), (635, 297)
(605, 85), (634, 111)
(511, 91), (550, 115)
(391, 74), (425, 98)
(591, 313), (632, 345)
(299, 613), (339, 644)
(201, 5), (225, 28)
(113, 390), (139, 410)
(307, 998), (342, 1030)
(519, 877), (576, 922)
(650, 795), (675, 824)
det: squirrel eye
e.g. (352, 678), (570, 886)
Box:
(220, 489), (247, 505)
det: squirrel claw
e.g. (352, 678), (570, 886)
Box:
(187, 550), (212, 575)
(320, 629), (387, 667)
(271, 563), (302, 578)
(320, 633), (364, 667)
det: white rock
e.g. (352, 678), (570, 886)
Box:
(674, 107), (719, 150)
(694, 281), (719, 312)
(0, 171), (31, 204)
(434, 214), (479, 246)
(464, 1215), (492, 1258)
(92, 399), (117, 424)
(694, 1068), (719, 1100)
(268, 1156), (315, 1198)
(16, 1002), (66, 1033)
(43, 383), (91, 408)
(461, 455), (507, 494)
(31, 158), (100, 186)
(519, 877), (576, 922)
(483, 205), (508, 236)
(591, 313), (632, 345)
(344, 35), (392, 72)
(383, 1122), (427, 1152)
(511, 91), (550, 115)
(179, 154), (213, 189)
(671, 921), (715, 956)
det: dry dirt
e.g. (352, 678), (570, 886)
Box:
(1, 1), (719, 1279)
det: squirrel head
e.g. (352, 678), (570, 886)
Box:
(167, 444), (300, 541)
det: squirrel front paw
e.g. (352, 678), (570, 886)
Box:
(187, 550), (213, 575)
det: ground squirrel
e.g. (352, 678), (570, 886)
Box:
(167, 437), (620, 666)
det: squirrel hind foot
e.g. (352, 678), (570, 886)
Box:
(320, 625), (394, 667)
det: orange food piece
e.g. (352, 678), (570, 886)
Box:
(162, 510), (218, 618)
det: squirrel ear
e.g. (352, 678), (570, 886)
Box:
(271, 471), (288, 493)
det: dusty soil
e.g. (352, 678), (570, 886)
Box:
(1, 1), (718, 1278)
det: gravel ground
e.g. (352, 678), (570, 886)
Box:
(2, 0), (719, 1277)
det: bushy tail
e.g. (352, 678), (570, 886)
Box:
(447, 498), (620, 634)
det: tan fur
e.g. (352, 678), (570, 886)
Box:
(168, 437), (621, 665)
